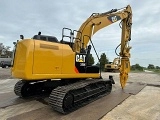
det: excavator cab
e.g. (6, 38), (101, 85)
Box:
(61, 27), (100, 74)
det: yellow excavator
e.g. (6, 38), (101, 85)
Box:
(105, 58), (120, 72)
(12, 5), (132, 114)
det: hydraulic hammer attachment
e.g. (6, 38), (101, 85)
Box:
(119, 57), (130, 88)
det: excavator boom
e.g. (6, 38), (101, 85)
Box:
(73, 5), (132, 88)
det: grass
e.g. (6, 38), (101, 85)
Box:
(152, 69), (160, 74)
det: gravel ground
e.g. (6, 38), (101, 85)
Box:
(102, 86), (160, 120)
(0, 68), (160, 120)
(102, 72), (160, 120)
(0, 68), (18, 94)
(0, 101), (47, 120)
(0, 68), (13, 79)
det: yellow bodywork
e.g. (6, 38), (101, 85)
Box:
(12, 39), (100, 80)
(105, 58), (120, 72)
(12, 5), (132, 89)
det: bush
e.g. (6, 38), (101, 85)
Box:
(131, 64), (143, 71)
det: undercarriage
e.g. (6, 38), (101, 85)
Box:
(14, 77), (115, 114)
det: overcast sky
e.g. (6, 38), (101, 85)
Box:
(0, 0), (160, 67)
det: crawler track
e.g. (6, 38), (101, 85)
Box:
(14, 80), (53, 97)
(14, 78), (114, 114)
(49, 79), (113, 114)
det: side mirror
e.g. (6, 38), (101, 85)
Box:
(20, 35), (24, 39)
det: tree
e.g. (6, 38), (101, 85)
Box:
(147, 64), (155, 69)
(156, 66), (160, 69)
(131, 64), (143, 71)
(96, 62), (100, 67)
(99, 53), (109, 71)
(87, 54), (94, 65)
(0, 43), (4, 55)
(0, 43), (11, 58)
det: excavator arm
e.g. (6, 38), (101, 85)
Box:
(119, 6), (132, 88)
(73, 5), (132, 88)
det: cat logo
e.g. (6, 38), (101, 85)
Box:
(111, 16), (117, 22)
(76, 54), (86, 62)
(107, 15), (121, 23)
